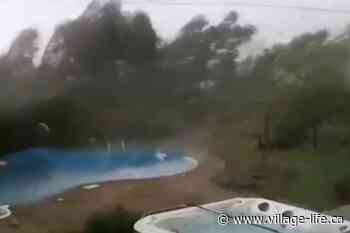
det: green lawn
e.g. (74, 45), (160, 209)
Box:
(278, 149), (350, 210)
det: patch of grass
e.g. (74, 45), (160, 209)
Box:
(210, 114), (350, 211)
(277, 150), (350, 210)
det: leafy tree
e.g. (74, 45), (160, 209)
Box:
(181, 14), (209, 36)
(241, 30), (350, 149)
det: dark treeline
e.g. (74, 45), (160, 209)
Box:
(0, 0), (350, 155)
(236, 29), (350, 150)
(0, 0), (257, 153)
(209, 24), (350, 208)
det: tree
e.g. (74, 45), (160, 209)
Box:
(127, 12), (158, 65)
(248, 30), (350, 149)
(7, 28), (39, 65)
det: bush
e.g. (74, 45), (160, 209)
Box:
(85, 207), (140, 233)
(334, 175), (350, 204)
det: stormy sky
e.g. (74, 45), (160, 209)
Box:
(1, 0), (350, 61)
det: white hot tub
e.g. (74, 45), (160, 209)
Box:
(134, 198), (350, 233)
(0, 205), (11, 220)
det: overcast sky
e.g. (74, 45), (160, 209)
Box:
(1, 0), (350, 61)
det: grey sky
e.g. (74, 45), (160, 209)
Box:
(1, 0), (350, 61)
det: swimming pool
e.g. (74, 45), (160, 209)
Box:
(0, 148), (197, 205)
(134, 198), (350, 233)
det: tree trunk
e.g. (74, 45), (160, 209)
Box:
(263, 112), (271, 148)
(312, 125), (318, 150)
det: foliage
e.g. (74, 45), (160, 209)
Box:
(208, 26), (350, 210)
(85, 207), (140, 233)
(0, 6), (259, 154)
(335, 174), (350, 204)
(228, 29), (350, 149)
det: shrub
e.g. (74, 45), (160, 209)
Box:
(85, 207), (140, 233)
(334, 175), (350, 203)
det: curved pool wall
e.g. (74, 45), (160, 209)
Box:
(134, 198), (350, 233)
(0, 148), (197, 205)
